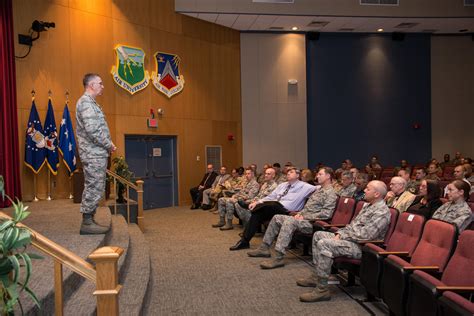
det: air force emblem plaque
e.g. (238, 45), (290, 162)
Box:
(151, 52), (185, 98)
(111, 45), (150, 95)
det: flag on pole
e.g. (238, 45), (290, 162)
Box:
(25, 100), (46, 173)
(58, 103), (77, 176)
(44, 98), (59, 174)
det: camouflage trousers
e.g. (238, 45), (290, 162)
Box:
(218, 197), (238, 220)
(262, 215), (313, 254)
(80, 158), (108, 215)
(312, 231), (362, 279)
(234, 203), (251, 226)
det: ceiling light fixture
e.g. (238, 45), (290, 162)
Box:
(291, 26), (298, 31)
(377, 28), (384, 32)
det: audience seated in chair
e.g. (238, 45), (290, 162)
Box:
(334, 171), (357, 197)
(235, 167), (278, 228)
(443, 164), (472, 196)
(247, 167), (338, 270)
(201, 166), (230, 210)
(189, 164), (217, 209)
(385, 176), (416, 213)
(297, 180), (391, 303)
(397, 169), (418, 194)
(212, 168), (260, 230)
(426, 162), (441, 181)
(433, 180), (472, 233)
(229, 167), (316, 251)
(406, 179), (443, 220)
(353, 173), (369, 202)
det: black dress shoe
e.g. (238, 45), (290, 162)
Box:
(229, 239), (250, 251)
(191, 204), (200, 210)
(201, 204), (211, 210)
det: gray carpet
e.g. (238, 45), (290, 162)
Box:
(142, 206), (373, 315)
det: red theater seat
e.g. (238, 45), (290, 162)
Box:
(438, 291), (474, 316)
(360, 212), (426, 299)
(407, 230), (474, 316)
(380, 219), (458, 316)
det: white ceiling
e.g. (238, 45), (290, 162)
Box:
(176, 0), (474, 34)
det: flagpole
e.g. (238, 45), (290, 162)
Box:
(33, 174), (39, 202)
(69, 174), (73, 199)
(46, 169), (52, 200)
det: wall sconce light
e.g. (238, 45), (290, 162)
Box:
(288, 79), (298, 85)
(157, 108), (164, 116)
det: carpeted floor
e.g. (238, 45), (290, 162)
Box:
(142, 206), (376, 315)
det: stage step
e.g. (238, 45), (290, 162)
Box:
(118, 224), (151, 315)
(62, 214), (131, 315)
(6, 200), (150, 315)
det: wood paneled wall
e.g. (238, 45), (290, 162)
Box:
(13, 0), (242, 205)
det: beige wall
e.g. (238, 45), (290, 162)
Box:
(240, 33), (307, 169)
(431, 35), (474, 160)
(14, 0), (242, 204)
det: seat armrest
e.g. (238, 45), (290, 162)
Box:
(324, 224), (346, 228)
(436, 286), (474, 293)
(357, 239), (384, 245)
(403, 266), (439, 271)
(378, 251), (410, 256)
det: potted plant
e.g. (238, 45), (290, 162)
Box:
(111, 156), (133, 204)
(0, 192), (42, 314)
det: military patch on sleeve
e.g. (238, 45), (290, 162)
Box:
(151, 52), (185, 98)
(111, 45), (150, 95)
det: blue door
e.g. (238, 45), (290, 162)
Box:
(125, 135), (178, 209)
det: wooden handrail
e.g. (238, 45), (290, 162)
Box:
(107, 169), (145, 232)
(0, 212), (96, 282)
(0, 212), (123, 316)
(106, 170), (139, 191)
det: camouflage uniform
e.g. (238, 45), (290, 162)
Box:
(432, 200), (472, 232)
(275, 173), (287, 184)
(235, 180), (277, 225)
(218, 179), (260, 221)
(312, 200), (390, 279)
(262, 186), (338, 254)
(336, 183), (357, 197)
(202, 174), (230, 205)
(76, 94), (113, 215)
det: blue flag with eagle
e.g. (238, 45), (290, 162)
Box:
(25, 100), (46, 173)
(58, 103), (77, 176)
(44, 98), (59, 174)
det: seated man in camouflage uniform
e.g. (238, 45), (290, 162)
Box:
(353, 173), (369, 202)
(201, 166), (230, 210)
(334, 171), (357, 197)
(235, 167), (277, 228)
(297, 180), (391, 303)
(248, 167), (338, 270)
(212, 168), (260, 230)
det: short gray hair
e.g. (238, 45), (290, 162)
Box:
(83, 73), (100, 88)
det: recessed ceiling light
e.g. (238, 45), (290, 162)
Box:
(377, 28), (384, 32)
(291, 26), (298, 31)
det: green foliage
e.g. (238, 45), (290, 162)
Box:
(0, 197), (42, 315)
(111, 157), (134, 203)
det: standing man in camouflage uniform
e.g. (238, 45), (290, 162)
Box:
(248, 167), (338, 269)
(235, 167), (278, 228)
(212, 168), (260, 230)
(76, 73), (116, 235)
(297, 180), (391, 303)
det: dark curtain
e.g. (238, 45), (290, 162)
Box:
(0, 0), (21, 207)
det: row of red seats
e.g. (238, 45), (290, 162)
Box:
(294, 197), (473, 315)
